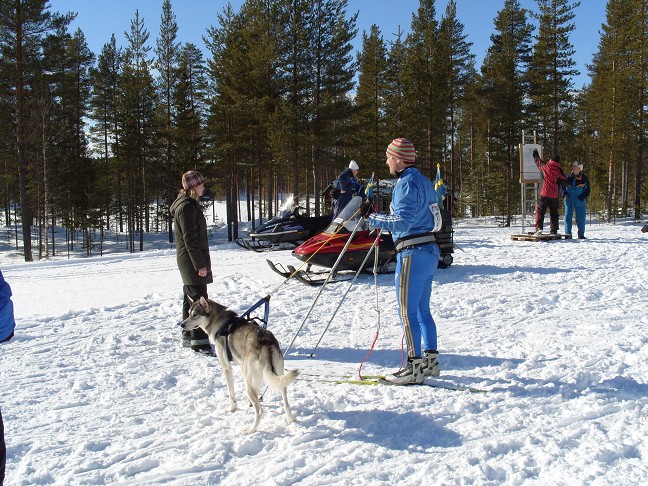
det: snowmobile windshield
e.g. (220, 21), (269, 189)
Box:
(325, 195), (367, 233)
(275, 198), (297, 219)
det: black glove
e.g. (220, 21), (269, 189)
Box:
(359, 200), (374, 217)
(578, 194), (586, 201)
(532, 149), (539, 158)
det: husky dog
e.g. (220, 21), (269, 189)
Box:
(182, 297), (299, 434)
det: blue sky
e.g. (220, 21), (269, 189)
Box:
(50, 0), (608, 89)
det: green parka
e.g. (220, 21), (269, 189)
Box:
(170, 192), (213, 286)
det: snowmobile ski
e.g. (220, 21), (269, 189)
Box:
(266, 259), (294, 278)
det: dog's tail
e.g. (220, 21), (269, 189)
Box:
(264, 367), (299, 389)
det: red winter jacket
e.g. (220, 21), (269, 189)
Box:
(534, 154), (567, 199)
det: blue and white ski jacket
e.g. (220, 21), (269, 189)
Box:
(367, 167), (438, 243)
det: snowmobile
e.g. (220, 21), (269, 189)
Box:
(236, 198), (332, 251)
(267, 196), (394, 284)
(267, 195), (454, 285)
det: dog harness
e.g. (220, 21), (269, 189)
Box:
(216, 295), (271, 362)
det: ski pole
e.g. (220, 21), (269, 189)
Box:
(282, 214), (367, 358)
(358, 233), (383, 380)
(308, 229), (382, 357)
(266, 205), (363, 299)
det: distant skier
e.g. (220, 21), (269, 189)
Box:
(532, 149), (568, 236)
(563, 161), (590, 239)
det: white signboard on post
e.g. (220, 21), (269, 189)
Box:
(520, 143), (542, 183)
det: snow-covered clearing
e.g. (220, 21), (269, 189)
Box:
(1, 210), (647, 485)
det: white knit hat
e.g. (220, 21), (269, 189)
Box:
(348, 160), (359, 170)
(571, 161), (583, 170)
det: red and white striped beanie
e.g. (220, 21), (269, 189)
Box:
(386, 138), (416, 164)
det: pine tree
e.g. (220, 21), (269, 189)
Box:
(384, 26), (407, 138)
(89, 35), (124, 231)
(403, 0), (445, 174)
(173, 43), (208, 177)
(155, 0), (180, 242)
(480, 0), (534, 221)
(205, 4), (248, 240)
(587, 0), (645, 220)
(0, 0), (73, 261)
(528, 0), (580, 155)
(310, 0), (357, 215)
(354, 24), (389, 175)
(438, 0), (475, 212)
(120, 9), (157, 251)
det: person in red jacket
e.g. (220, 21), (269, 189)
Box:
(532, 149), (568, 235)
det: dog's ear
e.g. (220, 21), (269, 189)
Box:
(199, 296), (211, 313)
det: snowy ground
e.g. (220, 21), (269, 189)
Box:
(1, 208), (647, 485)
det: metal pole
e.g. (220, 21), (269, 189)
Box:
(308, 230), (382, 357)
(282, 215), (367, 358)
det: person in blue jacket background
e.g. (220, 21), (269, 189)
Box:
(365, 138), (441, 385)
(563, 161), (590, 239)
(1, 270), (16, 485)
(332, 160), (364, 219)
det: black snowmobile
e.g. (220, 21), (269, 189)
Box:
(236, 199), (332, 252)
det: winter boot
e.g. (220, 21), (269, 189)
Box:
(190, 327), (212, 354)
(181, 329), (192, 348)
(534, 229), (542, 236)
(384, 358), (424, 385)
(421, 350), (440, 377)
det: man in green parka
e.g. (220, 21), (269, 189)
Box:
(170, 170), (213, 353)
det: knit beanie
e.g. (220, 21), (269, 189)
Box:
(386, 138), (416, 164)
(349, 160), (359, 170)
(182, 170), (205, 190)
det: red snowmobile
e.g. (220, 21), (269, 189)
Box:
(267, 196), (454, 285)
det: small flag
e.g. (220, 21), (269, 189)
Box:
(365, 172), (375, 201)
(434, 163), (447, 205)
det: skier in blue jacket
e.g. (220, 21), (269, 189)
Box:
(365, 138), (441, 385)
(563, 161), (590, 239)
(1, 270), (16, 485)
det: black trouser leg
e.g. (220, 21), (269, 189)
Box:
(535, 198), (548, 230)
(548, 198), (559, 233)
(1, 408), (6, 486)
(182, 284), (210, 348)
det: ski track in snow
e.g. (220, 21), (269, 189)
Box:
(1, 219), (647, 485)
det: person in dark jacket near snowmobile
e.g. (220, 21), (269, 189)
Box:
(332, 160), (364, 219)
(170, 171), (213, 354)
(366, 138), (441, 386)
(563, 161), (590, 239)
(532, 149), (568, 235)
(0, 270), (16, 485)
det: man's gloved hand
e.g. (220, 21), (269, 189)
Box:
(359, 200), (374, 217)
(532, 149), (539, 158)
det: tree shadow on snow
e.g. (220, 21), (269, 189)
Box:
(325, 409), (462, 450)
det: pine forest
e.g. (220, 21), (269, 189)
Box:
(0, 0), (646, 262)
